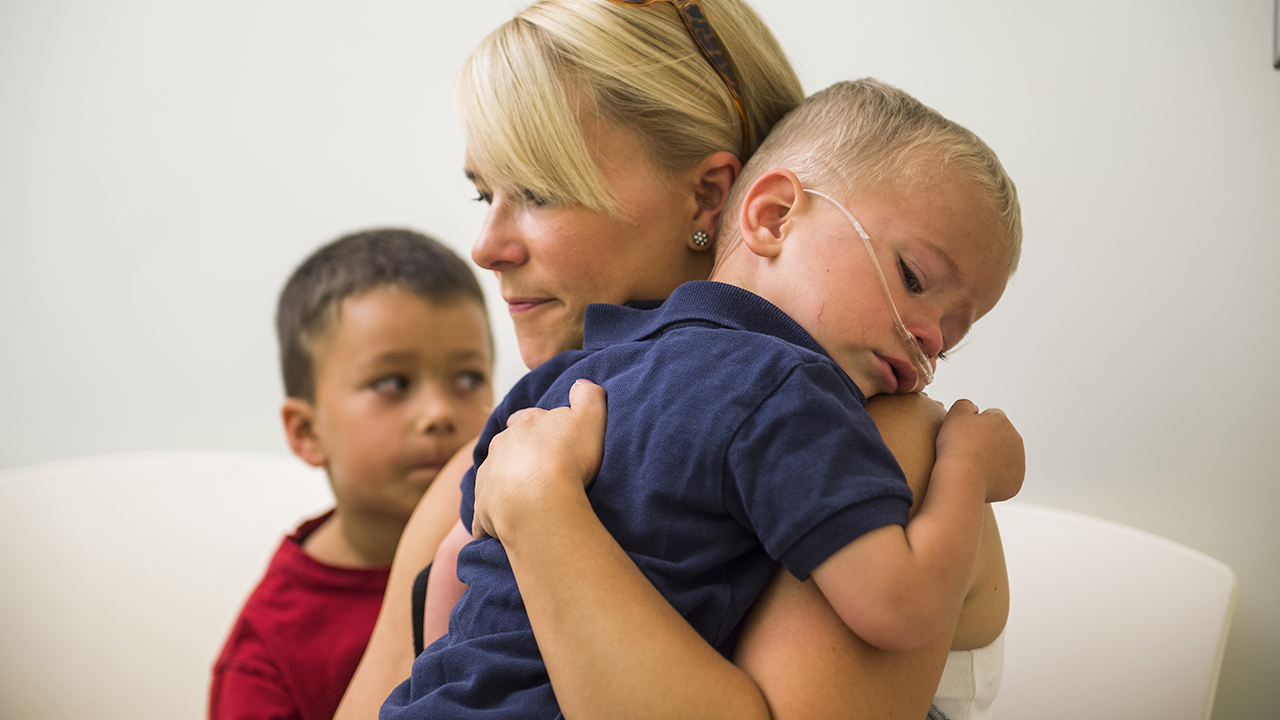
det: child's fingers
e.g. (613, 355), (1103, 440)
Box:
(945, 399), (1012, 420)
(946, 398), (979, 417)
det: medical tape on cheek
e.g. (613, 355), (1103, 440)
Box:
(802, 189), (934, 392)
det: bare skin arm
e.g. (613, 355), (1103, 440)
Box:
(733, 395), (1010, 720)
(472, 386), (1016, 720)
(421, 520), (471, 646)
(332, 438), (477, 720)
(809, 399), (1021, 651)
(864, 394), (1009, 652)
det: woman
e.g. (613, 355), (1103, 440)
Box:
(337, 1), (1010, 718)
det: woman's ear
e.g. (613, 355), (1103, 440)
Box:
(281, 397), (327, 468)
(739, 169), (806, 259)
(688, 151), (742, 250)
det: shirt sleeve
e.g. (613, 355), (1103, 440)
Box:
(723, 359), (913, 580)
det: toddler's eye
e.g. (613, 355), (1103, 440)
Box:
(898, 259), (923, 294)
(936, 349), (950, 362)
(473, 191), (493, 205)
(371, 375), (410, 394)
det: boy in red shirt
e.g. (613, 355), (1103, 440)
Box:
(210, 228), (495, 720)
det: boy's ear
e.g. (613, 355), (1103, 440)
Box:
(739, 169), (806, 259)
(281, 397), (327, 468)
(689, 151), (742, 248)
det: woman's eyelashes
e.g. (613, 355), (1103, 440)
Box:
(470, 187), (549, 207)
(521, 188), (550, 207)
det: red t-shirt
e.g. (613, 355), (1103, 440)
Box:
(210, 512), (391, 720)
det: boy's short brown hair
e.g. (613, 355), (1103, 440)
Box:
(276, 228), (487, 401)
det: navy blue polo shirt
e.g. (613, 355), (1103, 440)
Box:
(381, 281), (913, 720)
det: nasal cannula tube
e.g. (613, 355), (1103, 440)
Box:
(803, 188), (934, 392)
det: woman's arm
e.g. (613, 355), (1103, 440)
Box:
(333, 439), (477, 720)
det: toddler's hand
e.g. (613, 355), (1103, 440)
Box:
(935, 399), (1024, 503)
(472, 380), (608, 540)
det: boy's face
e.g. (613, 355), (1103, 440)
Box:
(297, 286), (494, 522)
(767, 175), (1010, 398)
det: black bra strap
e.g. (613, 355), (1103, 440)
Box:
(411, 563), (432, 657)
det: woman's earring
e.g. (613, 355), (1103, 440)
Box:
(692, 230), (711, 248)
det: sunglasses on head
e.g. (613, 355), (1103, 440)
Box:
(606, 0), (750, 158)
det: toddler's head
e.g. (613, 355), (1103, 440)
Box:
(276, 229), (495, 526)
(715, 79), (1022, 397)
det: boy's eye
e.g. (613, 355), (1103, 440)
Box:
(454, 370), (488, 393)
(898, 258), (923, 294)
(371, 375), (410, 394)
(936, 349), (950, 362)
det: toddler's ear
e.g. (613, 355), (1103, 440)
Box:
(281, 398), (327, 468)
(739, 169), (806, 259)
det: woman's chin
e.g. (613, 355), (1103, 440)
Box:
(518, 335), (580, 370)
(513, 305), (586, 370)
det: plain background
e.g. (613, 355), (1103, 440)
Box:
(1, 0), (1276, 716)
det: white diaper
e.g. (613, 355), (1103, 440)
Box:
(932, 630), (1005, 720)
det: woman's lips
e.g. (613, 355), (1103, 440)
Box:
(505, 297), (552, 314)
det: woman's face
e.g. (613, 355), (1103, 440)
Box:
(468, 119), (714, 369)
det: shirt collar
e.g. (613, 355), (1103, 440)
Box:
(583, 281), (829, 359)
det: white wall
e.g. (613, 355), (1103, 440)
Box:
(1, 0), (1276, 717)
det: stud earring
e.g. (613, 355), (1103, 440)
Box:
(692, 230), (710, 248)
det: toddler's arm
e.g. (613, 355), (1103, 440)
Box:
(810, 398), (1023, 651)
(421, 520), (472, 647)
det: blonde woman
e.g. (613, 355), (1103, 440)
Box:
(338, 2), (1010, 718)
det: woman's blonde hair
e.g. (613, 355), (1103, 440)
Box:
(457, 0), (803, 217)
(727, 78), (1023, 272)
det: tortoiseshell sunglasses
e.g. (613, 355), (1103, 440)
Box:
(606, 0), (751, 158)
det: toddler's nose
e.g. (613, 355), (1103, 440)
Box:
(911, 324), (944, 368)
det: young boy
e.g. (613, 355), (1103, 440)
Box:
(389, 79), (1024, 717)
(210, 228), (496, 720)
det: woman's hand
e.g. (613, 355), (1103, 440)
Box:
(472, 379), (608, 540)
